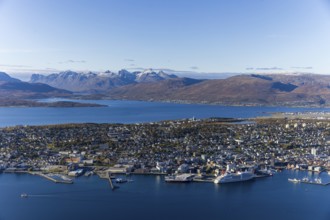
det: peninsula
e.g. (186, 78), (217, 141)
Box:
(1, 116), (329, 176)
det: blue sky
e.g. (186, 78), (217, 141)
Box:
(1, 0), (330, 79)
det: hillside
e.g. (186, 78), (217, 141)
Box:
(106, 73), (330, 106)
(5, 70), (330, 107)
(0, 72), (72, 99)
(107, 77), (204, 101)
(0, 81), (72, 99)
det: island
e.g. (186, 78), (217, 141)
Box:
(0, 98), (106, 107)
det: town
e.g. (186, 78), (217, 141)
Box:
(0, 117), (330, 178)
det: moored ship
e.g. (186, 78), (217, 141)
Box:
(214, 171), (255, 184)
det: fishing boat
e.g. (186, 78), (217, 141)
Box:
(115, 178), (128, 183)
(288, 178), (300, 183)
(20, 193), (28, 198)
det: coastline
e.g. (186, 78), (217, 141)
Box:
(0, 96), (329, 108)
(2, 168), (329, 184)
(0, 99), (107, 108)
(94, 97), (330, 108)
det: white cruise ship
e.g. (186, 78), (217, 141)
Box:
(214, 171), (255, 184)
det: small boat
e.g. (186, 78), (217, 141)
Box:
(314, 178), (322, 184)
(300, 177), (312, 183)
(301, 177), (310, 182)
(256, 168), (274, 176)
(288, 178), (300, 183)
(115, 178), (127, 183)
(20, 193), (28, 198)
(84, 171), (94, 177)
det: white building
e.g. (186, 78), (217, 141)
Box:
(311, 148), (317, 156)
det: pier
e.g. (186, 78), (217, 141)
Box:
(301, 181), (330, 186)
(107, 172), (118, 190)
(33, 172), (73, 184)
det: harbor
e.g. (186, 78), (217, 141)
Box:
(2, 170), (330, 220)
(3, 165), (330, 188)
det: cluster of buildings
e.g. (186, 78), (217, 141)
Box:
(0, 117), (329, 175)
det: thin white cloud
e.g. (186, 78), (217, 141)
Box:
(0, 64), (32, 68)
(58, 60), (87, 64)
(246, 67), (284, 71)
(291, 66), (313, 70)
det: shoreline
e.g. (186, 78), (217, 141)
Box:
(0, 99), (107, 108)
(2, 97), (329, 108)
(2, 169), (330, 185)
(80, 97), (330, 108)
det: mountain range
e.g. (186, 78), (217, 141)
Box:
(30, 69), (177, 93)
(2, 69), (330, 107)
(105, 73), (330, 106)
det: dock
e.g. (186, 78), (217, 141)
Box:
(34, 172), (73, 184)
(301, 181), (330, 186)
(107, 172), (118, 190)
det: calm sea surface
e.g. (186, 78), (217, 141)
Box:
(0, 99), (329, 127)
(0, 171), (329, 220)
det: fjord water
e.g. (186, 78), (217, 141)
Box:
(0, 171), (330, 220)
(0, 99), (330, 127)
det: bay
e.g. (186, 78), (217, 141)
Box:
(0, 99), (329, 127)
(0, 171), (329, 220)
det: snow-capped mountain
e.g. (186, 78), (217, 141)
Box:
(135, 69), (177, 82)
(30, 69), (178, 93)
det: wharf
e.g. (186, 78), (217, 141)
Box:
(107, 172), (118, 190)
(301, 181), (330, 186)
(3, 170), (29, 174)
(32, 172), (73, 184)
(96, 171), (116, 179)
(131, 172), (167, 175)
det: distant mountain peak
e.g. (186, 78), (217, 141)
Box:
(142, 68), (155, 74)
(135, 69), (178, 82)
(0, 72), (21, 83)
